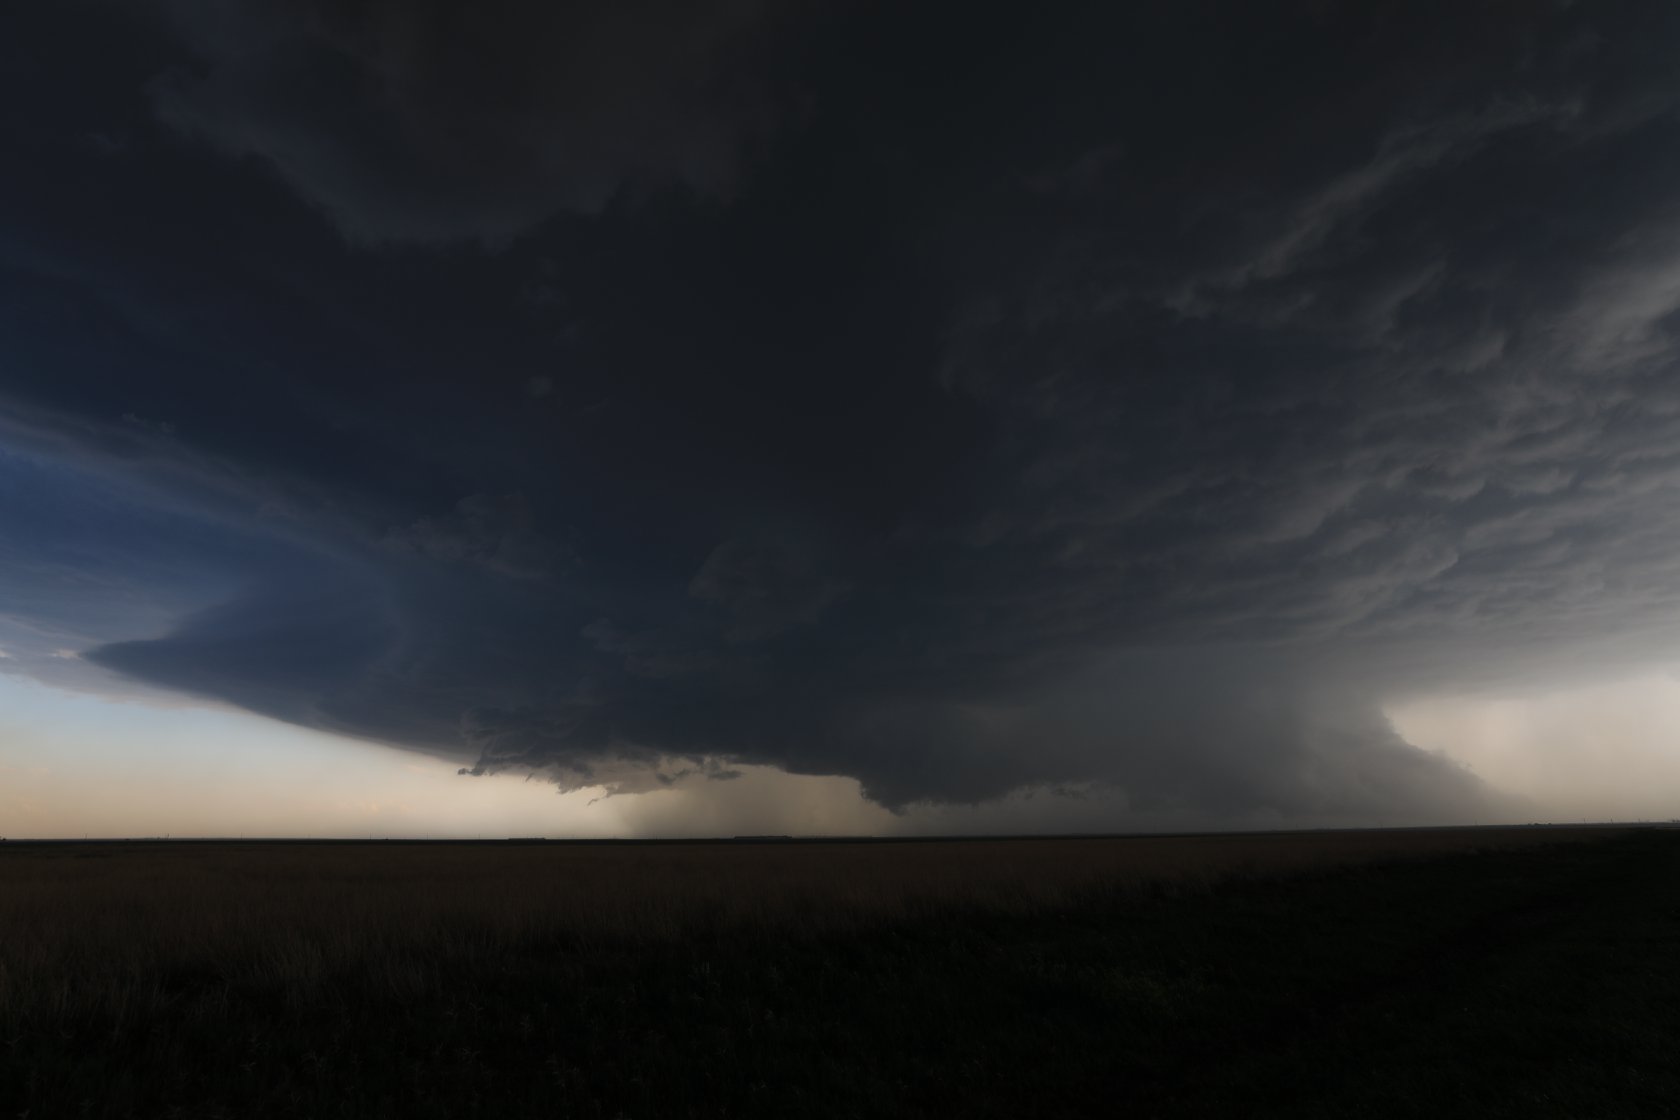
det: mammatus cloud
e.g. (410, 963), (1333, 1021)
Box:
(7, 1), (1680, 829)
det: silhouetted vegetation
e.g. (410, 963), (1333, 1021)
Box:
(2, 827), (1675, 1117)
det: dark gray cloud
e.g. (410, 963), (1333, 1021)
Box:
(5, 1), (1680, 828)
(689, 534), (849, 643)
(147, 0), (822, 244)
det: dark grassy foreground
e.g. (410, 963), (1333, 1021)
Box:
(3, 828), (1678, 1118)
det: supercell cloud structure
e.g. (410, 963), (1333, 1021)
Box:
(6, 1), (1680, 826)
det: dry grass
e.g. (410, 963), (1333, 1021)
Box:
(2, 826), (1670, 1119)
(0, 827), (1622, 1031)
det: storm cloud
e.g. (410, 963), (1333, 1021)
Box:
(147, 0), (822, 243)
(6, 1), (1680, 828)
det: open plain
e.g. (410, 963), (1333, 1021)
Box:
(4, 826), (1678, 1118)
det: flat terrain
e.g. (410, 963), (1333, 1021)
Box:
(2, 826), (1676, 1117)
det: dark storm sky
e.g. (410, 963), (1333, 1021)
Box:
(7, 0), (1680, 825)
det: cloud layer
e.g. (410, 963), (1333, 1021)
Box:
(148, 0), (820, 243)
(6, 1), (1680, 827)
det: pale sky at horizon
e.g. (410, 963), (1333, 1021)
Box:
(7, 664), (1678, 839)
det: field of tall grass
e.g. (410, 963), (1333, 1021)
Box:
(2, 826), (1671, 1119)
(0, 828), (1620, 1017)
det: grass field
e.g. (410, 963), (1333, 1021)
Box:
(2, 826), (1675, 1118)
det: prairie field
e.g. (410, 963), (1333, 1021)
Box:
(2, 826), (1677, 1118)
